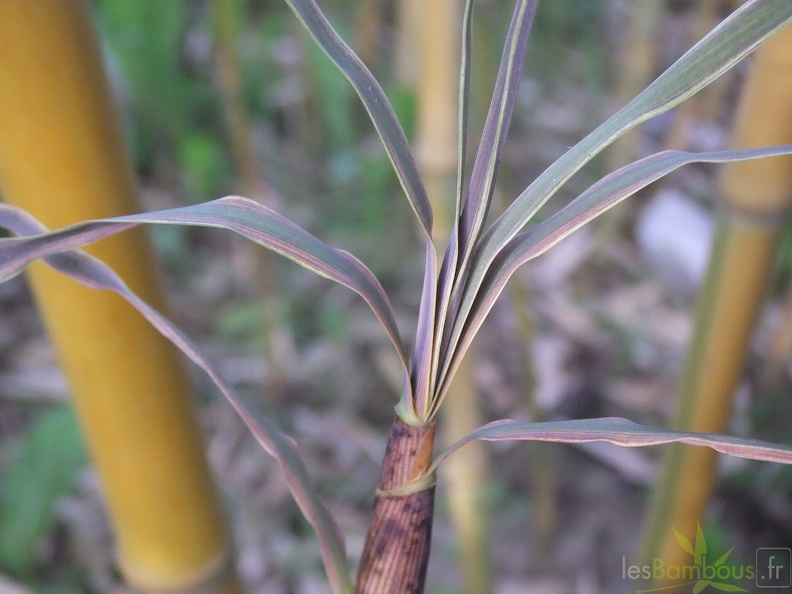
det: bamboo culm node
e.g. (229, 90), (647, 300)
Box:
(355, 418), (437, 594)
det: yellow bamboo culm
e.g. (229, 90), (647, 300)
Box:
(0, 2), (240, 592)
(640, 22), (792, 574)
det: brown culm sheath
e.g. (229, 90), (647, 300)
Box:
(355, 418), (436, 594)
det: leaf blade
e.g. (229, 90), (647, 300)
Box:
(0, 208), (354, 594)
(436, 144), (792, 400)
(0, 197), (411, 379)
(435, 0), (792, 395)
(456, 0), (538, 262)
(431, 417), (792, 475)
(486, 0), (792, 253)
(284, 0), (432, 235)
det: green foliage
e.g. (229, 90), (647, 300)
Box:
(93, 0), (232, 198)
(0, 405), (87, 577)
(531, 0), (607, 86)
(304, 36), (356, 153)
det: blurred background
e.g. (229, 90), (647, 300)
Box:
(1, 0), (792, 592)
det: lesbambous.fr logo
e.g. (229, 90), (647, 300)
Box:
(621, 522), (791, 592)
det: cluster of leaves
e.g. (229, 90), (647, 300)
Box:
(2, 0), (792, 591)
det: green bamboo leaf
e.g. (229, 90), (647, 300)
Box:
(283, 0), (432, 236)
(0, 197), (410, 379)
(430, 417), (792, 476)
(0, 208), (353, 594)
(0, 405), (86, 576)
(673, 528), (695, 557)
(713, 547), (736, 568)
(694, 580), (711, 594)
(708, 582), (748, 592)
(435, 144), (792, 401)
(694, 522), (707, 568)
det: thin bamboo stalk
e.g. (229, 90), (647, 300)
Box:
(0, 2), (239, 592)
(640, 21), (792, 573)
(414, 0), (459, 214)
(440, 357), (492, 594)
(508, 277), (556, 565)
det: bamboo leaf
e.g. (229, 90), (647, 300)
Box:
(0, 197), (410, 380)
(0, 405), (86, 575)
(708, 582), (748, 592)
(484, 0), (792, 254)
(429, 0), (476, 409)
(436, 144), (792, 401)
(435, 0), (792, 396)
(694, 522), (707, 567)
(406, 241), (437, 423)
(713, 547), (735, 568)
(455, 0), (475, 222)
(431, 417), (792, 475)
(456, 0), (538, 264)
(283, 0), (432, 236)
(431, 224), (459, 415)
(0, 208), (354, 594)
(434, 0), (538, 412)
(694, 580), (712, 594)
(673, 528), (695, 557)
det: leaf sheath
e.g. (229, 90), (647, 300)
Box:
(355, 419), (436, 594)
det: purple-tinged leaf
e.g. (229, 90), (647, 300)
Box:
(483, 0), (792, 258)
(283, 0), (432, 237)
(406, 242), (437, 423)
(456, 0), (538, 267)
(429, 0), (477, 404)
(434, 0), (538, 412)
(0, 208), (353, 594)
(437, 0), (792, 389)
(431, 417), (792, 475)
(436, 144), (792, 402)
(0, 197), (411, 386)
(430, 225), (459, 415)
(455, 0), (475, 221)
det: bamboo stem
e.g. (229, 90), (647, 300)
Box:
(640, 216), (782, 569)
(640, 21), (792, 573)
(441, 357), (492, 593)
(355, 419), (437, 594)
(0, 2), (239, 592)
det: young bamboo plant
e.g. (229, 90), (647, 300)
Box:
(2, 1), (792, 592)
